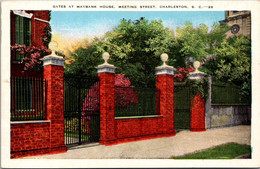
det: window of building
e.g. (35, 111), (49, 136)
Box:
(15, 15), (31, 61)
(232, 11), (240, 14)
(15, 78), (33, 110)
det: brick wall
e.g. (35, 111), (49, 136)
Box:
(98, 72), (116, 145)
(10, 54), (67, 158)
(190, 93), (206, 132)
(32, 20), (49, 47)
(98, 63), (176, 145)
(156, 74), (175, 134)
(115, 116), (164, 139)
(11, 122), (51, 158)
(43, 64), (66, 153)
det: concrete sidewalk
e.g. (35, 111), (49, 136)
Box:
(28, 125), (251, 159)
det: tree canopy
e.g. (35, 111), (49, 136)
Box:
(63, 18), (251, 97)
(65, 18), (177, 87)
(204, 36), (251, 98)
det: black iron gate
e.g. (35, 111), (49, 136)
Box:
(64, 75), (100, 145)
(174, 82), (191, 131)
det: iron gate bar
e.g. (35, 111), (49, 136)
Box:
(64, 75), (100, 146)
(77, 78), (82, 144)
(174, 82), (191, 131)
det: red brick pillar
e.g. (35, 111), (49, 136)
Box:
(155, 53), (176, 136)
(97, 52), (116, 145)
(189, 61), (206, 132)
(42, 51), (67, 153)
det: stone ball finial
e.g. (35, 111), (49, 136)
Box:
(102, 52), (110, 64)
(193, 61), (201, 72)
(49, 41), (58, 55)
(161, 53), (168, 66)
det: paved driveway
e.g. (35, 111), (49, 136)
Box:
(28, 125), (251, 159)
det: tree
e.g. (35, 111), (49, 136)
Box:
(11, 44), (51, 73)
(64, 38), (104, 77)
(82, 73), (138, 113)
(65, 18), (177, 87)
(175, 22), (229, 67)
(204, 36), (251, 98)
(103, 18), (177, 87)
(82, 73), (138, 134)
(11, 12), (52, 73)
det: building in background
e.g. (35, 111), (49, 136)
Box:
(11, 10), (51, 77)
(220, 11), (251, 38)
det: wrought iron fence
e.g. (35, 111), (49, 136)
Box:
(212, 81), (250, 105)
(174, 82), (191, 130)
(115, 86), (160, 117)
(11, 76), (46, 121)
(64, 75), (100, 145)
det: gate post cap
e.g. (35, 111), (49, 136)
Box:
(102, 52), (110, 64)
(41, 41), (65, 67)
(189, 61), (206, 80)
(155, 53), (176, 75)
(97, 52), (116, 73)
(161, 53), (168, 66)
(49, 41), (58, 56)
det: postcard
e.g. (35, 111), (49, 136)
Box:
(1, 0), (260, 168)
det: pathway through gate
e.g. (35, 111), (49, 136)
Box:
(174, 82), (191, 131)
(64, 75), (100, 146)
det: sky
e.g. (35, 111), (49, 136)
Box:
(51, 11), (225, 39)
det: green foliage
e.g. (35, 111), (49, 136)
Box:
(204, 36), (251, 98)
(103, 18), (177, 87)
(65, 118), (79, 133)
(64, 38), (104, 78)
(64, 18), (250, 98)
(65, 18), (177, 87)
(189, 78), (209, 99)
(42, 12), (52, 48)
(175, 22), (229, 63)
(173, 143), (251, 159)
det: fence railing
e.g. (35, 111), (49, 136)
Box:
(11, 76), (46, 121)
(115, 86), (160, 117)
(212, 81), (250, 105)
(174, 82), (191, 110)
(174, 82), (191, 130)
(64, 75), (100, 145)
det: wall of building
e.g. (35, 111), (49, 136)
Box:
(220, 11), (251, 38)
(11, 10), (50, 77)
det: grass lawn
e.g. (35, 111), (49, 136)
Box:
(173, 143), (251, 159)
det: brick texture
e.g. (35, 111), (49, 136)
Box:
(43, 65), (67, 150)
(11, 11), (50, 77)
(115, 117), (164, 139)
(98, 72), (116, 145)
(190, 93), (206, 132)
(10, 11), (67, 158)
(156, 74), (175, 135)
(10, 122), (66, 159)
(99, 72), (175, 145)
(11, 122), (50, 158)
